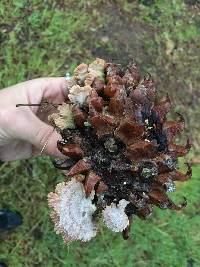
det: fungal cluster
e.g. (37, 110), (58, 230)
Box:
(48, 58), (192, 242)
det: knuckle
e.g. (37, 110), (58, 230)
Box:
(42, 77), (52, 91)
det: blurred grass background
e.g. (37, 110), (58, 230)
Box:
(0, 0), (200, 266)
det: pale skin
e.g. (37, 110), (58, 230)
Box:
(0, 77), (68, 162)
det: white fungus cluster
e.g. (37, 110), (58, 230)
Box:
(102, 199), (130, 232)
(48, 177), (130, 243)
(48, 178), (97, 242)
(48, 103), (75, 130)
(68, 58), (105, 106)
(68, 85), (92, 107)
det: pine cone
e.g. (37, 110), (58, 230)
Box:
(48, 58), (192, 242)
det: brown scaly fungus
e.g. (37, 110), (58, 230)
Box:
(48, 58), (192, 242)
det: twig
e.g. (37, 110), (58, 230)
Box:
(16, 102), (62, 108)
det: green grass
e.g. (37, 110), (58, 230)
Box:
(0, 0), (200, 266)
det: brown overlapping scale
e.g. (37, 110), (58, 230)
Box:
(130, 75), (156, 107)
(163, 113), (185, 142)
(92, 77), (106, 93)
(89, 90), (104, 113)
(84, 171), (108, 197)
(154, 154), (178, 173)
(122, 60), (140, 89)
(67, 159), (91, 176)
(72, 106), (87, 127)
(84, 171), (101, 197)
(57, 141), (84, 159)
(156, 165), (192, 184)
(106, 62), (123, 77)
(96, 181), (108, 195)
(104, 83), (120, 98)
(153, 94), (172, 122)
(114, 120), (145, 145)
(148, 189), (187, 210)
(126, 140), (158, 161)
(108, 88), (127, 117)
(168, 139), (191, 157)
(160, 163), (192, 183)
(136, 205), (153, 220)
(89, 114), (116, 138)
(104, 64), (124, 96)
(171, 163), (192, 181)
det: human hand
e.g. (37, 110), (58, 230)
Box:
(0, 77), (68, 162)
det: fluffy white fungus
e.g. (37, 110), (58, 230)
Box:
(48, 103), (75, 130)
(102, 199), (130, 232)
(74, 63), (88, 83)
(68, 85), (92, 106)
(48, 178), (97, 242)
(85, 58), (106, 85)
